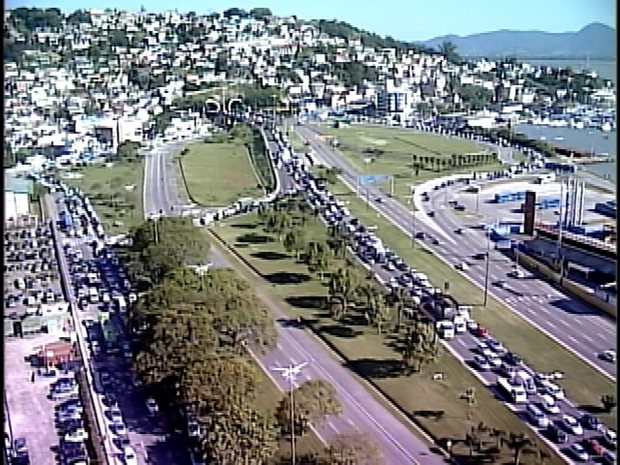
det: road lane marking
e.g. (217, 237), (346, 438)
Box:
(328, 421), (340, 433)
(582, 334), (593, 342)
(567, 335), (578, 344)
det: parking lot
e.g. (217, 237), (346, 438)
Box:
(5, 332), (72, 465)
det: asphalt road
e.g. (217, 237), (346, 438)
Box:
(293, 123), (616, 381)
(143, 127), (449, 464)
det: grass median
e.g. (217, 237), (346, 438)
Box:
(329, 178), (616, 428)
(59, 160), (144, 235)
(209, 213), (564, 465)
(179, 141), (264, 206)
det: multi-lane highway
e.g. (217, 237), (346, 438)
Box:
(142, 130), (449, 464)
(294, 123), (616, 380)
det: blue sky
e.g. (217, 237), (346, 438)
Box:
(7, 0), (616, 41)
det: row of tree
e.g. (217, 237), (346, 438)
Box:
(256, 192), (442, 373)
(124, 217), (383, 464)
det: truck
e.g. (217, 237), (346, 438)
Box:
(497, 377), (528, 404)
(435, 320), (455, 340)
(235, 197), (254, 213)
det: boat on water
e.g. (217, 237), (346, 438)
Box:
(554, 136), (564, 141)
(601, 122), (612, 132)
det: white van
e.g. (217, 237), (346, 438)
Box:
(436, 320), (455, 340)
(526, 403), (549, 428)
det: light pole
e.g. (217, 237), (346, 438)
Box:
(271, 362), (308, 465)
(483, 229), (491, 307)
(410, 186), (416, 248)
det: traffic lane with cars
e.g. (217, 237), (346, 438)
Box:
(424, 186), (616, 378)
(72, 236), (187, 465)
(54, 192), (185, 465)
(297, 126), (616, 379)
(46, 195), (125, 465)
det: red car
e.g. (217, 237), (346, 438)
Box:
(472, 326), (489, 337)
(585, 439), (604, 456)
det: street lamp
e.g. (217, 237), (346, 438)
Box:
(410, 186), (416, 248)
(271, 362), (309, 465)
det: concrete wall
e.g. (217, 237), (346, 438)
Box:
(516, 251), (616, 319)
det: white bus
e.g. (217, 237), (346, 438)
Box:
(497, 377), (527, 404)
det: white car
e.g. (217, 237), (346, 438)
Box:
(146, 398), (159, 415)
(569, 443), (589, 462)
(486, 338), (506, 354)
(539, 395), (560, 415)
(487, 354), (502, 368)
(123, 446), (138, 465)
(456, 262), (469, 271)
(64, 428), (89, 443)
(508, 269), (525, 278)
(601, 350), (616, 363)
(563, 415), (584, 435)
(109, 406), (123, 423)
(187, 420), (200, 437)
(603, 429), (617, 449)
(112, 422), (127, 436)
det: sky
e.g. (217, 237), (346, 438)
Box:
(6, 0), (616, 42)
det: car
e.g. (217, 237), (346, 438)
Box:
(455, 262), (469, 271)
(487, 353), (502, 368)
(601, 350), (616, 363)
(508, 269), (526, 278)
(580, 414), (603, 431)
(603, 429), (617, 449)
(112, 422), (127, 436)
(602, 450), (617, 465)
(146, 398), (159, 415)
(546, 424), (568, 444)
(123, 446), (138, 465)
(471, 326), (489, 337)
(187, 420), (200, 437)
(569, 443), (589, 462)
(486, 338), (506, 354)
(562, 415), (584, 435)
(493, 279), (507, 288)
(13, 437), (28, 457)
(503, 352), (522, 366)
(415, 232), (426, 239)
(102, 393), (118, 407)
(473, 355), (491, 371)
(432, 238), (441, 245)
(584, 438), (605, 456)
(64, 428), (89, 443)
(109, 406), (123, 423)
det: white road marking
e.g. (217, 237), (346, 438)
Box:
(568, 335), (578, 344)
(582, 334), (593, 342)
(546, 321), (555, 329)
(328, 421), (340, 433)
(347, 418), (356, 427)
(560, 320), (570, 327)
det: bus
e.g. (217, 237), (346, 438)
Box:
(497, 377), (527, 404)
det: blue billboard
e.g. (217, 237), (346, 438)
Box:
(358, 174), (392, 185)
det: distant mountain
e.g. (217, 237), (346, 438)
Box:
(420, 23), (616, 60)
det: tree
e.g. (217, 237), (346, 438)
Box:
(438, 41), (462, 64)
(276, 380), (342, 435)
(179, 355), (260, 415)
(505, 433), (533, 465)
(602, 394), (616, 412)
(401, 317), (440, 373)
(201, 404), (279, 464)
(249, 7), (272, 20)
(283, 228), (307, 260)
(328, 267), (363, 320)
(223, 7), (248, 18)
(326, 431), (383, 465)
(305, 240), (332, 280)
(116, 140), (141, 162)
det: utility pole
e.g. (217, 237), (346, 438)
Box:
(483, 230), (491, 307)
(271, 363), (308, 465)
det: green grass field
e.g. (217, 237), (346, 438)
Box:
(179, 141), (264, 206)
(210, 213), (566, 465)
(306, 124), (507, 204)
(328, 179), (616, 429)
(60, 160), (144, 235)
